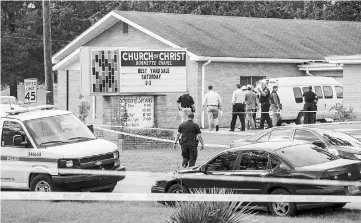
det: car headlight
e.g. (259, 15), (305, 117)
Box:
(328, 148), (340, 156)
(113, 150), (119, 159)
(58, 159), (79, 168)
(353, 154), (361, 160)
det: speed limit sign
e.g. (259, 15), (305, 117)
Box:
(24, 78), (38, 103)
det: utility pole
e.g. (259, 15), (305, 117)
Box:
(43, 0), (54, 105)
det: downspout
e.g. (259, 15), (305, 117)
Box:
(201, 59), (212, 128)
(305, 67), (314, 76)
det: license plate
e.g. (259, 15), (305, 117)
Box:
(348, 186), (360, 194)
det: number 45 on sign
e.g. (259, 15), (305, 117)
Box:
(24, 78), (38, 103)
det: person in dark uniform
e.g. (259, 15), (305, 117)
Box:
(302, 85), (318, 124)
(173, 113), (205, 168)
(257, 81), (273, 129)
(177, 90), (195, 123)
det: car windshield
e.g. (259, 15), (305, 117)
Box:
(1, 97), (18, 105)
(276, 144), (339, 167)
(24, 113), (96, 148)
(320, 131), (361, 148)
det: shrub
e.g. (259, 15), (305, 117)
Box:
(329, 103), (356, 122)
(166, 188), (260, 223)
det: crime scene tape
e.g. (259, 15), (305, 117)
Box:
(3, 166), (361, 187)
(94, 127), (230, 148)
(1, 192), (361, 203)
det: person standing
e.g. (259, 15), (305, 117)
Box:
(230, 84), (246, 131)
(176, 90), (195, 123)
(244, 85), (258, 130)
(202, 85), (223, 131)
(78, 94), (90, 124)
(270, 85), (281, 127)
(303, 86), (318, 124)
(251, 85), (259, 127)
(257, 81), (273, 129)
(173, 113), (205, 168)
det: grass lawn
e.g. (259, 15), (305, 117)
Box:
(1, 200), (360, 223)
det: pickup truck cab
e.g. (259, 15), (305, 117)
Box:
(1, 105), (125, 192)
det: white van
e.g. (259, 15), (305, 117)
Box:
(261, 76), (343, 125)
(1, 105), (125, 192)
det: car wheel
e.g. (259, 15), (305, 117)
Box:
(166, 183), (189, 206)
(332, 203), (347, 209)
(295, 112), (304, 125)
(268, 188), (297, 217)
(30, 175), (56, 192)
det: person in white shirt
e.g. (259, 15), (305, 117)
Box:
(230, 84), (246, 131)
(202, 85), (223, 131)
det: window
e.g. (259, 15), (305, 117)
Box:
(314, 86), (323, 99)
(123, 22), (128, 34)
(270, 156), (281, 169)
(207, 151), (238, 171)
(275, 144), (338, 167)
(302, 87), (310, 94)
(323, 86), (333, 99)
(269, 129), (294, 141)
(293, 130), (319, 142)
(24, 113), (96, 148)
(293, 87), (303, 103)
(1, 121), (26, 147)
(240, 76), (266, 88)
(321, 131), (361, 147)
(334, 86), (343, 99)
(239, 151), (268, 171)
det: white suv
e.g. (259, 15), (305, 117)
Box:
(1, 105), (125, 192)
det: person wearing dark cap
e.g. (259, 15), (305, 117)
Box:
(302, 85), (318, 124)
(173, 113), (205, 168)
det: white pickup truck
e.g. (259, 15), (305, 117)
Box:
(0, 105), (125, 192)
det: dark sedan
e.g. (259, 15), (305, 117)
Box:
(151, 141), (361, 217)
(230, 126), (361, 160)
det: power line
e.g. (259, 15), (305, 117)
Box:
(1, 35), (70, 43)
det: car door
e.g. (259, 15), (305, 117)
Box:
(322, 86), (335, 119)
(182, 151), (240, 192)
(1, 120), (31, 189)
(230, 150), (271, 194)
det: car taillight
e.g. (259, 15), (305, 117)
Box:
(326, 167), (347, 180)
(317, 171), (331, 180)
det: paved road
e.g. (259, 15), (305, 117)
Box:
(114, 121), (361, 209)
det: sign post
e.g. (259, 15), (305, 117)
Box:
(24, 78), (38, 104)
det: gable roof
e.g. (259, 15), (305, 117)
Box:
(53, 10), (361, 64)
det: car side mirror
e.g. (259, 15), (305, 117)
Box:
(312, 140), (326, 149)
(13, 135), (27, 147)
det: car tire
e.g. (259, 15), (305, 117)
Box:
(295, 112), (304, 125)
(166, 183), (189, 206)
(332, 203), (347, 209)
(30, 174), (56, 192)
(268, 188), (297, 217)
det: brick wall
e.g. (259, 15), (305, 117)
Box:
(343, 64), (361, 120)
(201, 62), (305, 128)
